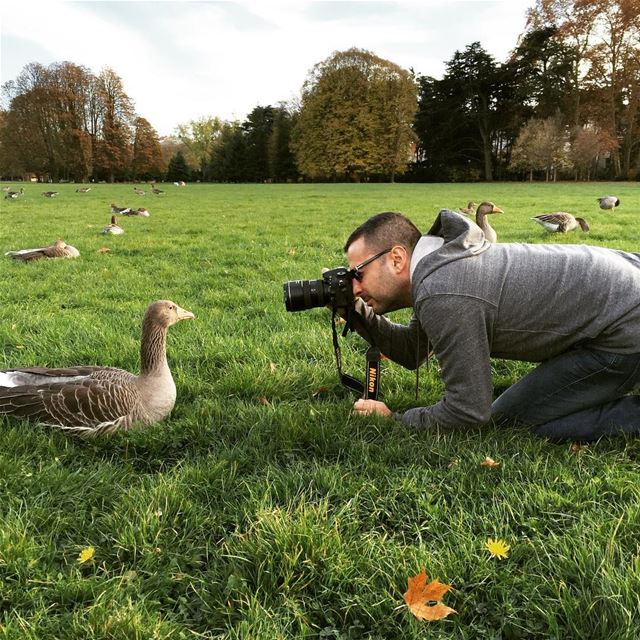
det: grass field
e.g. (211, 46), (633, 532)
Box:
(1, 181), (640, 639)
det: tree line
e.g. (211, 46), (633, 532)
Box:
(1, 0), (638, 183)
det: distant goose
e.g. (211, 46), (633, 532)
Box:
(5, 239), (80, 261)
(5, 188), (24, 199)
(0, 300), (195, 435)
(102, 215), (124, 235)
(598, 196), (620, 210)
(173, 181), (186, 187)
(133, 187), (146, 195)
(42, 191), (58, 198)
(122, 207), (150, 217)
(475, 201), (503, 243)
(1, 186), (11, 192)
(76, 187), (91, 193)
(151, 184), (164, 195)
(110, 203), (132, 215)
(459, 201), (477, 215)
(531, 213), (590, 233)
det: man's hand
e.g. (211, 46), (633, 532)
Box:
(353, 398), (392, 417)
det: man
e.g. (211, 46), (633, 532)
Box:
(344, 209), (640, 441)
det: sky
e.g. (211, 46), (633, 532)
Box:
(1, 0), (534, 137)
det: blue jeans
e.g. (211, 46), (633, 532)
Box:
(491, 346), (640, 441)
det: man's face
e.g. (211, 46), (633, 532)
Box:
(346, 237), (408, 314)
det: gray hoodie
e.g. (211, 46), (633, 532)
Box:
(351, 209), (640, 429)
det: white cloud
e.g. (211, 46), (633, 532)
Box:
(1, 0), (532, 136)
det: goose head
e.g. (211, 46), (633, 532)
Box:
(476, 202), (503, 217)
(576, 217), (590, 231)
(144, 300), (195, 329)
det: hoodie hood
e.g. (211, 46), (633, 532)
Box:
(412, 209), (491, 288)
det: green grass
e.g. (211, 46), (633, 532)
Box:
(0, 181), (639, 639)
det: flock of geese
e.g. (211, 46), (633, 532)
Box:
(459, 195), (620, 243)
(0, 186), (624, 436)
(1, 184), (195, 436)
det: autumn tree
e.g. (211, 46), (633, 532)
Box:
(94, 67), (134, 182)
(131, 117), (165, 180)
(174, 116), (223, 180)
(292, 48), (417, 181)
(569, 125), (618, 179)
(510, 115), (569, 180)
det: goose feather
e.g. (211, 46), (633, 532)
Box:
(0, 300), (194, 435)
(5, 239), (80, 261)
(531, 213), (589, 233)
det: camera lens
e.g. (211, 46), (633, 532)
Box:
(283, 279), (329, 311)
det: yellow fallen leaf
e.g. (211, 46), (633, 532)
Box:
(481, 456), (500, 468)
(403, 569), (456, 621)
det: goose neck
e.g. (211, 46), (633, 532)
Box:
(140, 319), (168, 375)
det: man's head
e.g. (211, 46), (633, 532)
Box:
(344, 212), (421, 314)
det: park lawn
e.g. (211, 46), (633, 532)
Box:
(0, 181), (639, 639)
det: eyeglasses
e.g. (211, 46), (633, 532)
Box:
(350, 248), (392, 281)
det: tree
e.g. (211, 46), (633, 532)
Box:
(569, 124), (618, 179)
(131, 117), (165, 180)
(166, 150), (190, 182)
(94, 67), (134, 182)
(292, 48), (417, 181)
(268, 104), (299, 182)
(208, 122), (247, 182)
(242, 105), (274, 182)
(174, 117), (223, 180)
(510, 115), (569, 180)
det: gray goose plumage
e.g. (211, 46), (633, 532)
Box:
(42, 191), (58, 198)
(5, 239), (80, 261)
(475, 201), (503, 243)
(0, 300), (194, 435)
(102, 215), (124, 234)
(122, 207), (150, 217)
(531, 212), (589, 233)
(110, 203), (132, 215)
(598, 196), (620, 210)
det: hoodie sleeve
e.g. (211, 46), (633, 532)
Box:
(395, 293), (496, 429)
(348, 298), (431, 369)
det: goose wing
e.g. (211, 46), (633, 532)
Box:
(0, 370), (141, 434)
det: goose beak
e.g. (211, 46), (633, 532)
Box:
(491, 205), (504, 214)
(176, 305), (195, 321)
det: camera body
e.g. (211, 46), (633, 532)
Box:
(283, 266), (355, 312)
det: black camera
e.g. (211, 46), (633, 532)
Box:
(283, 266), (355, 312)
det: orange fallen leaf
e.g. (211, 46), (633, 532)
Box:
(312, 386), (330, 397)
(403, 569), (456, 621)
(481, 456), (500, 468)
(257, 396), (272, 407)
(570, 442), (586, 453)
(96, 247), (111, 253)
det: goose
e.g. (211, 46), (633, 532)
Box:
(5, 188), (24, 199)
(42, 191), (58, 198)
(0, 300), (194, 435)
(133, 187), (146, 195)
(151, 184), (164, 195)
(76, 187), (91, 193)
(110, 203), (132, 215)
(122, 207), (150, 217)
(598, 196), (620, 210)
(531, 213), (589, 233)
(102, 215), (124, 235)
(475, 201), (503, 243)
(5, 239), (80, 261)
(459, 201), (477, 216)
(1, 186), (11, 192)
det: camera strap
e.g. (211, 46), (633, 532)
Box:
(331, 309), (381, 400)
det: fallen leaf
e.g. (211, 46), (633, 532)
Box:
(312, 386), (330, 397)
(486, 537), (510, 559)
(570, 442), (586, 453)
(96, 247), (111, 253)
(270, 361), (277, 373)
(481, 456), (500, 468)
(257, 396), (272, 407)
(447, 458), (460, 469)
(78, 546), (95, 564)
(403, 569), (456, 621)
